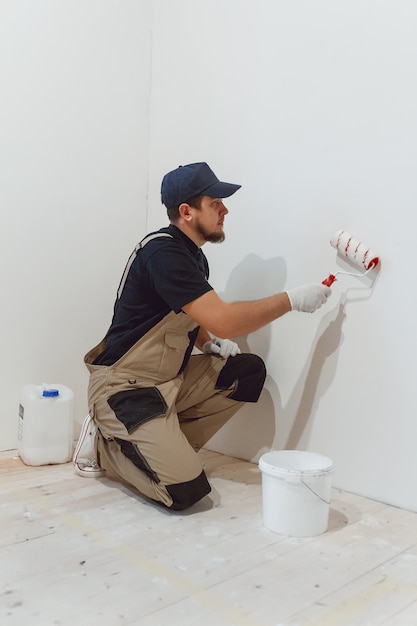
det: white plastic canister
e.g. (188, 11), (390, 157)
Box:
(259, 450), (334, 537)
(18, 384), (74, 466)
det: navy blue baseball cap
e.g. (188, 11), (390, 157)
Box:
(161, 162), (241, 209)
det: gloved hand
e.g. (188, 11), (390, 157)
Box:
(286, 283), (331, 313)
(202, 337), (241, 359)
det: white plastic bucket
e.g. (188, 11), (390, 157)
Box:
(259, 450), (334, 537)
(18, 384), (74, 466)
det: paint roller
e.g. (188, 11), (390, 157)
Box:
(322, 229), (380, 287)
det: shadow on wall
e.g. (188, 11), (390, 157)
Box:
(210, 253), (379, 460)
(229, 300), (347, 460)
(283, 299), (346, 449)
(220, 250), (288, 361)
(210, 252), (288, 458)
(282, 276), (379, 450)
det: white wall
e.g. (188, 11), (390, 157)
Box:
(0, 0), (151, 448)
(2, 0), (416, 514)
(148, 0), (417, 511)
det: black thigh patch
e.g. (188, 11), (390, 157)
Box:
(108, 387), (167, 434)
(215, 353), (266, 403)
(115, 438), (160, 483)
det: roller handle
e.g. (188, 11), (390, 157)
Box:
(322, 274), (337, 287)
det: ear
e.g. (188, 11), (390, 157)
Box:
(178, 203), (193, 222)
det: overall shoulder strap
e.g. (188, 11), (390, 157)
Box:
(117, 233), (173, 300)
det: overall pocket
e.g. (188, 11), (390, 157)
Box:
(158, 330), (191, 380)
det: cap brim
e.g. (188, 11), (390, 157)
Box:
(201, 181), (241, 199)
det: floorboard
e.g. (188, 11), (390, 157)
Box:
(1, 449), (417, 626)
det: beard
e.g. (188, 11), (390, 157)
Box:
(195, 221), (225, 244)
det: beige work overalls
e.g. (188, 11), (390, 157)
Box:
(84, 234), (245, 509)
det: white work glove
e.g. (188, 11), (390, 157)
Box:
(202, 337), (241, 359)
(286, 283), (331, 313)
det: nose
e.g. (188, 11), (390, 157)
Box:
(220, 202), (229, 216)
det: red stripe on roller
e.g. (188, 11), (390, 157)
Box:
(344, 236), (353, 257)
(336, 231), (343, 249)
(354, 242), (361, 261)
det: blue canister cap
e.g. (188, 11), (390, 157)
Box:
(42, 389), (60, 397)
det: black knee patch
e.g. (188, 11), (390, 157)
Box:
(166, 470), (211, 510)
(215, 353), (266, 402)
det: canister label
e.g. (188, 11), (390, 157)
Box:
(18, 403), (24, 441)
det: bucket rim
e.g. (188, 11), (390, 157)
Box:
(259, 449), (334, 476)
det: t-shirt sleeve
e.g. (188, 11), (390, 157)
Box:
(145, 243), (213, 313)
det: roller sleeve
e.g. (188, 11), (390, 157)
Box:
(330, 229), (379, 270)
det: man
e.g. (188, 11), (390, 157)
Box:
(73, 162), (331, 510)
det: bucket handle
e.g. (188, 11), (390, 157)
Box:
(301, 479), (331, 505)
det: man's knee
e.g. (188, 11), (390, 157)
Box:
(166, 470), (211, 510)
(114, 437), (211, 511)
(215, 353), (266, 402)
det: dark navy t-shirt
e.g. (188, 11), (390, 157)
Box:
(93, 224), (213, 366)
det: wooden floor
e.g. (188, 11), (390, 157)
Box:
(1, 449), (417, 626)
